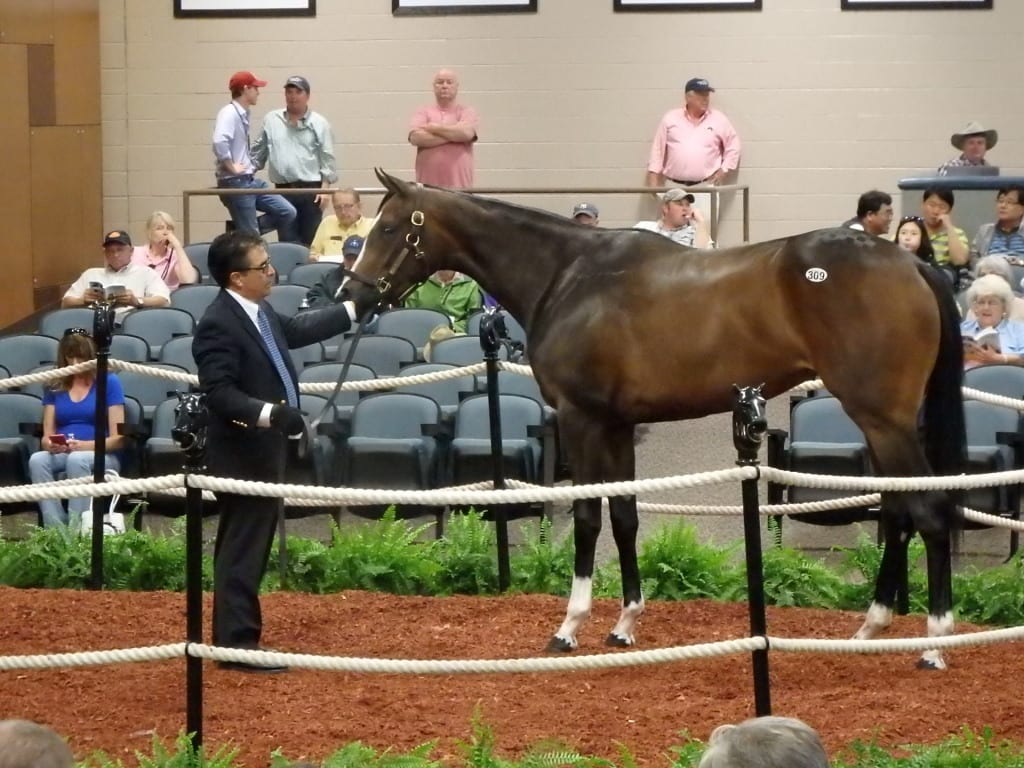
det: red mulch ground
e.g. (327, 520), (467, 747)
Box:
(1, 588), (1022, 766)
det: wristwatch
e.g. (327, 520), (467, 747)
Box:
(135, 296), (143, 308)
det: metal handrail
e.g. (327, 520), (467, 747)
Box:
(181, 184), (750, 245)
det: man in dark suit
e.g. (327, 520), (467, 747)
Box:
(193, 230), (371, 673)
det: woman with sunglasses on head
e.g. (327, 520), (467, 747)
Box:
(27, 329), (126, 528)
(894, 215), (937, 266)
(130, 211), (200, 291)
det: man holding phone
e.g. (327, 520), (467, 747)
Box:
(62, 230), (171, 320)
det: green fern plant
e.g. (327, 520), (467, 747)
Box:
(510, 517), (574, 596)
(434, 509), (499, 595)
(636, 522), (745, 601)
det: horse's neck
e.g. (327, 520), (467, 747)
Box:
(442, 202), (569, 326)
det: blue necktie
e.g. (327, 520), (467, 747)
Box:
(256, 307), (298, 408)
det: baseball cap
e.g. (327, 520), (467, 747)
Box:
(572, 202), (599, 219)
(228, 71), (268, 90)
(342, 235), (365, 257)
(285, 75), (311, 92)
(661, 188), (696, 204)
(684, 77), (715, 93)
(103, 229), (132, 247)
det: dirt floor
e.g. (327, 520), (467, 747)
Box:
(1, 588), (1023, 767)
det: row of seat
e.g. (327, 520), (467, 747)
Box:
(767, 363), (1024, 557)
(184, 241), (313, 285)
(0, 388), (554, 538)
(24, 306), (527, 364)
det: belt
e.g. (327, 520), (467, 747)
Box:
(276, 181), (321, 188)
(668, 178), (703, 186)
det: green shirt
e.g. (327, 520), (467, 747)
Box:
(928, 226), (968, 265)
(251, 108), (337, 185)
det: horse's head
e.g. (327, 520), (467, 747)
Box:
(171, 391), (209, 461)
(731, 383), (767, 458)
(344, 169), (442, 312)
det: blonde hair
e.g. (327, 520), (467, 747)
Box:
(145, 210), (176, 234)
(423, 323), (460, 362)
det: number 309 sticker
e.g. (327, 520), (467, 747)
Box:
(805, 267), (828, 283)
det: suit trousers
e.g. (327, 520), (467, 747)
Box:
(212, 491), (281, 648)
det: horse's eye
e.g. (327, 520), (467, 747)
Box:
(381, 225), (396, 235)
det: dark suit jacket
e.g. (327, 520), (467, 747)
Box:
(192, 290), (352, 480)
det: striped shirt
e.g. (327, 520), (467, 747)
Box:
(634, 219), (696, 247)
(982, 228), (1024, 258)
(251, 108), (337, 184)
(937, 155), (990, 177)
(928, 226), (968, 266)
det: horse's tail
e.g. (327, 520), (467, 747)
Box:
(918, 261), (966, 498)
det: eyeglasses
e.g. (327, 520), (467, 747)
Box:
(237, 259), (273, 274)
(63, 327), (91, 338)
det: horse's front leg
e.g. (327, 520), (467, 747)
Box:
(853, 497), (910, 641)
(607, 492), (643, 646)
(547, 495), (602, 652)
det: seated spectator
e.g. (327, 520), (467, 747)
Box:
(403, 270), (482, 333)
(634, 188), (712, 248)
(961, 274), (1024, 368)
(423, 323), (461, 362)
(301, 234), (364, 310)
(309, 189), (373, 262)
(698, 716), (828, 768)
(130, 211), (200, 291)
(893, 216), (936, 265)
(62, 230), (171, 320)
(937, 121), (998, 176)
(27, 329), (126, 529)
(970, 185), (1024, 261)
(0, 719), (74, 768)
(964, 256), (1024, 321)
(571, 202), (600, 226)
(920, 187), (969, 268)
(842, 190), (893, 236)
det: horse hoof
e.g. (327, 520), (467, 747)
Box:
(546, 636), (576, 653)
(915, 657), (946, 671)
(604, 633), (633, 648)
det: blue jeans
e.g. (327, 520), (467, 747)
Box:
(28, 450), (121, 528)
(217, 175), (298, 242)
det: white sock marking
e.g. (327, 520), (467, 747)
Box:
(553, 576), (592, 648)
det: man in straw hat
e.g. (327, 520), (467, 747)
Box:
(938, 121), (998, 176)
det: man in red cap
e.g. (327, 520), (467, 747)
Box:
(212, 71), (297, 242)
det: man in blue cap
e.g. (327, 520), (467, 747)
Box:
(300, 234), (364, 310)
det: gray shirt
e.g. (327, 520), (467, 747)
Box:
(633, 219), (697, 247)
(251, 108), (338, 184)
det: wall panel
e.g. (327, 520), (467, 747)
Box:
(0, 43), (33, 326)
(0, 0), (54, 45)
(54, 0), (99, 125)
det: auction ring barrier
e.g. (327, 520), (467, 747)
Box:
(4, 365), (1024, 748)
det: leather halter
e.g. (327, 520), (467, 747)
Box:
(374, 208), (426, 301)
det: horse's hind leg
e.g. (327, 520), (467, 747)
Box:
(854, 497), (913, 640)
(548, 410), (640, 652)
(859, 427), (955, 669)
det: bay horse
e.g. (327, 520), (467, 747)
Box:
(347, 170), (966, 670)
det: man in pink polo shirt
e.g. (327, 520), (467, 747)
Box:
(645, 77), (741, 189)
(408, 69), (479, 189)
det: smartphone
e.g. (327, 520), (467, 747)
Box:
(49, 434), (67, 445)
(106, 284), (126, 296)
(89, 281), (104, 292)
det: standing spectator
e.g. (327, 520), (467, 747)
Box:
(408, 69), (479, 189)
(212, 71), (297, 242)
(404, 270), (482, 333)
(633, 188), (713, 248)
(920, 187), (969, 267)
(937, 121), (998, 176)
(698, 716), (828, 768)
(571, 202), (600, 226)
(251, 75), (338, 247)
(301, 234), (364, 310)
(971, 186), (1024, 260)
(646, 77), (741, 189)
(842, 190), (894, 237)
(131, 211), (199, 291)
(28, 329), (125, 529)
(62, 230), (170, 321)
(0, 719), (74, 768)
(192, 231), (365, 672)
(309, 189), (374, 262)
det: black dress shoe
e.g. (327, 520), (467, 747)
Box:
(216, 647), (288, 674)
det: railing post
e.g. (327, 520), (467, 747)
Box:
(479, 308), (510, 593)
(732, 384), (771, 717)
(172, 393), (209, 751)
(88, 302), (116, 590)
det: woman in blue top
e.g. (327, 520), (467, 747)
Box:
(961, 274), (1024, 370)
(28, 328), (126, 528)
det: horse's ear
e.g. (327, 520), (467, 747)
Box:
(375, 168), (404, 196)
(732, 383), (741, 395)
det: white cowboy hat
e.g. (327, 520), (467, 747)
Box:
(951, 121), (998, 151)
